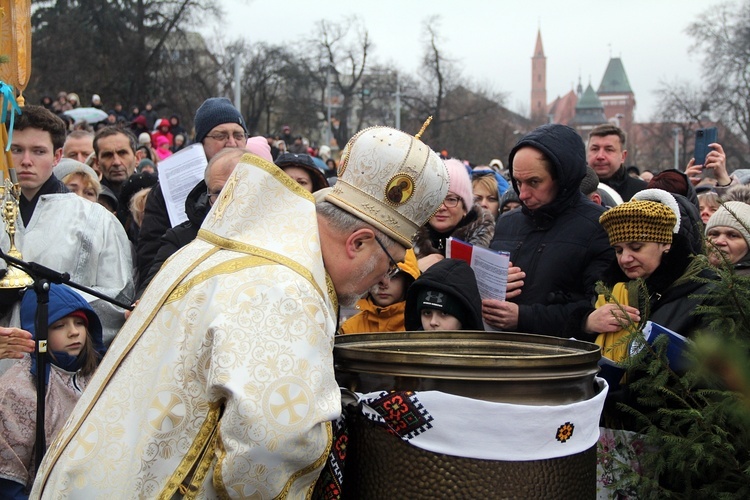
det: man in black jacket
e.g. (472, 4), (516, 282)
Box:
(135, 148), (246, 297)
(587, 123), (647, 201)
(135, 98), (248, 291)
(482, 124), (615, 336)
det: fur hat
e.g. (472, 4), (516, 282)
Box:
(98, 186), (118, 212)
(325, 126), (449, 248)
(599, 199), (677, 246)
(443, 158), (473, 210)
(194, 97), (247, 144)
(705, 201), (750, 248)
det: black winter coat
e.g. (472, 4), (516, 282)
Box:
(136, 182), (171, 290)
(404, 259), (484, 331)
(565, 234), (717, 341)
(491, 124), (615, 336)
(135, 181), (209, 297)
(602, 166), (648, 201)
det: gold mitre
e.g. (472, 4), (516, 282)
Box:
(325, 124), (449, 248)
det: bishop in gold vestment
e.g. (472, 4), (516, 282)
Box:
(33, 155), (341, 498)
(32, 124), (450, 499)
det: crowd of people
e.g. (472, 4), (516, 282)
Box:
(0, 91), (747, 497)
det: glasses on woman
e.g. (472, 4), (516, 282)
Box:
(204, 131), (247, 143)
(374, 236), (401, 278)
(442, 195), (461, 208)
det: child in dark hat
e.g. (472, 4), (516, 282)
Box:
(404, 258), (483, 331)
(0, 284), (105, 495)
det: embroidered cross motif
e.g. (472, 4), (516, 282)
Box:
(270, 383), (309, 425)
(149, 393), (185, 431)
(555, 422), (575, 443)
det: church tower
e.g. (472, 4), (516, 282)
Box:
(531, 29), (547, 124)
(597, 57), (636, 132)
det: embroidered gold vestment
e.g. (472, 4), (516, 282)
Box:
(32, 155), (340, 499)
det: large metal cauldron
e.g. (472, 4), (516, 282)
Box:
(333, 331), (602, 499)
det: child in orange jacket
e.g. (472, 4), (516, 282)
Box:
(339, 249), (420, 334)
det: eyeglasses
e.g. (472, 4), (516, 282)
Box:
(442, 195), (462, 208)
(204, 131), (247, 143)
(207, 189), (221, 204)
(373, 236), (401, 279)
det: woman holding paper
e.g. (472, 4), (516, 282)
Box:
(572, 189), (716, 361)
(413, 159), (495, 271)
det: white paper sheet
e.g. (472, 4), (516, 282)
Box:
(157, 143), (208, 227)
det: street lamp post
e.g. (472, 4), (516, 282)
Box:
(673, 127), (680, 170)
(395, 73), (401, 130)
(326, 65), (332, 147)
(233, 55), (241, 112)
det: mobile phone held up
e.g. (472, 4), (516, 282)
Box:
(694, 127), (718, 167)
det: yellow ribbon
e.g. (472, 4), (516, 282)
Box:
(594, 282), (634, 363)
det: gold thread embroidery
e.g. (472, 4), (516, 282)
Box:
(212, 173), (236, 221)
(158, 402), (223, 499)
(166, 255), (273, 304)
(36, 245), (221, 492)
(197, 230), (326, 301)
(213, 425), (228, 499)
(243, 153), (315, 202)
(274, 421), (333, 500)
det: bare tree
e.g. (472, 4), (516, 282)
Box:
(300, 17), (372, 148)
(30, 0), (222, 115)
(688, 0), (750, 146)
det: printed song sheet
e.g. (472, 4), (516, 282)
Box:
(158, 143), (208, 227)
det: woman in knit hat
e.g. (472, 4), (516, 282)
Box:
(570, 189), (717, 360)
(705, 201), (750, 275)
(413, 158), (495, 271)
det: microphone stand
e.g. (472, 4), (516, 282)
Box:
(0, 249), (133, 470)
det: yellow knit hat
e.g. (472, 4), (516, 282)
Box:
(599, 200), (677, 245)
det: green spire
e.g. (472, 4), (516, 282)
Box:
(577, 84), (603, 110)
(598, 57), (632, 94)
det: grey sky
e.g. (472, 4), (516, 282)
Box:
(216, 0), (722, 123)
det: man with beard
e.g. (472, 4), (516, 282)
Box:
(32, 125), (449, 498)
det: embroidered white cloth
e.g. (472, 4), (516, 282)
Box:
(359, 377), (608, 461)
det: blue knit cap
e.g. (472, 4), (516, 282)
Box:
(194, 97), (247, 144)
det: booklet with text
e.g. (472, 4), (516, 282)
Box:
(157, 143), (208, 227)
(446, 237), (510, 302)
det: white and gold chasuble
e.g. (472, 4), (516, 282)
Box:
(32, 155), (341, 499)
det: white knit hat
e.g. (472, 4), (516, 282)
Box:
(326, 126), (450, 248)
(705, 201), (750, 247)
